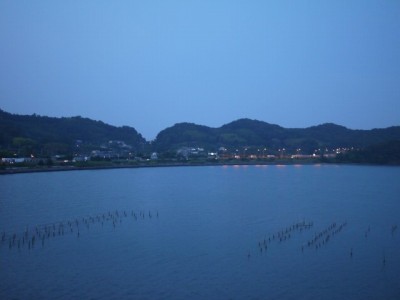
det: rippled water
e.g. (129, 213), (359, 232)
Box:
(1, 165), (399, 299)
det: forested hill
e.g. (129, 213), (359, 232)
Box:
(2, 109), (400, 158)
(0, 109), (145, 155)
(153, 118), (400, 153)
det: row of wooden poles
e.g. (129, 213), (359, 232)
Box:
(249, 220), (314, 257)
(248, 220), (398, 267)
(1, 209), (159, 251)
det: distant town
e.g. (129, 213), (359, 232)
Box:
(1, 109), (400, 172)
(0, 139), (382, 172)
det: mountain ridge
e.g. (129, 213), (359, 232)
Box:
(1, 109), (400, 157)
(153, 118), (400, 153)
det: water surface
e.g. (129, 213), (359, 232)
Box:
(1, 165), (399, 299)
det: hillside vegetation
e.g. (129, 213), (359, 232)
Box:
(0, 109), (145, 157)
(153, 118), (400, 153)
(1, 109), (400, 164)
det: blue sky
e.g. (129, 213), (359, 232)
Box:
(1, 1), (399, 140)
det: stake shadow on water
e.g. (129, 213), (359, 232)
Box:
(0, 209), (159, 252)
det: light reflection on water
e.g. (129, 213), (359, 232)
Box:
(1, 165), (399, 299)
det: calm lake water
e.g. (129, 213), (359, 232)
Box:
(1, 164), (399, 299)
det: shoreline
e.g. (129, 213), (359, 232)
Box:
(0, 161), (283, 175)
(0, 162), (209, 175)
(0, 160), (396, 175)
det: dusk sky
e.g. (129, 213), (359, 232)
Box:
(1, 1), (399, 140)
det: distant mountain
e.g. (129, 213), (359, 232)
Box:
(1, 110), (400, 159)
(154, 122), (217, 152)
(0, 109), (145, 156)
(153, 118), (400, 154)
